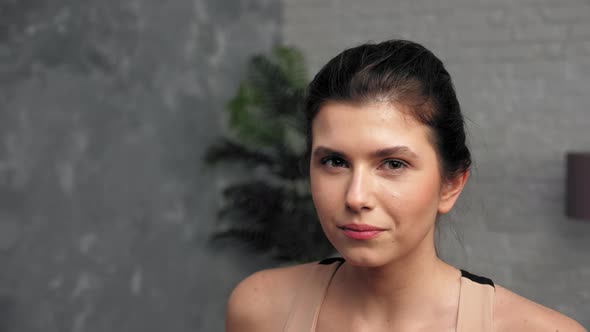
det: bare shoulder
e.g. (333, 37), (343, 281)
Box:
(494, 284), (587, 332)
(225, 261), (318, 332)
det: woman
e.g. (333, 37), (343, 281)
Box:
(225, 40), (586, 332)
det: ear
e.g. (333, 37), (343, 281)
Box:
(437, 170), (470, 215)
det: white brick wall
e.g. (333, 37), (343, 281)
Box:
(283, 0), (590, 327)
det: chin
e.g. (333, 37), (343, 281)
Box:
(337, 247), (393, 268)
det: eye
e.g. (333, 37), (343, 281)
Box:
(383, 159), (407, 170)
(320, 156), (348, 168)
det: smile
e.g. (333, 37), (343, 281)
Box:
(339, 224), (385, 240)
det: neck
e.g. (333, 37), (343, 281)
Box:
(335, 233), (461, 323)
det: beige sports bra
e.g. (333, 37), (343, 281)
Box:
(283, 257), (495, 332)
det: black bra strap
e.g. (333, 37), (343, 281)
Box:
(318, 257), (345, 265)
(461, 269), (495, 288)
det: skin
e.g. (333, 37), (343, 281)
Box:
(226, 101), (587, 332)
(308, 101), (465, 331)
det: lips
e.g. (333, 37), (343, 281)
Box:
(339, 224), (385, 240)
(340, 224), (384, 231)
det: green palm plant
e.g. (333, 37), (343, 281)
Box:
(205, 46), (335, 262)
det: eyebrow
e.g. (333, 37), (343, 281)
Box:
(313, 146), (419, 160)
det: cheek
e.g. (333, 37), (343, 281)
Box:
(414, 174), (441, 203)
(310, 171), (337, 211)
(310, 171), (348, 227)
(409, 178), (441, 224)
(380, 173), (442, 223)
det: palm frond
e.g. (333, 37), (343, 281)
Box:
(269, 144), (307, 180)
(218, 180), (286, 224)
(207, 46), (335, 262)
(272, 47), (308, 90)
(227, 83), (284, 147)
(226, 48), (307, 148)
(214, 180), (333, 261)
(248, 54), (306, 118)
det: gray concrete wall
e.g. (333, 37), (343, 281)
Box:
(283, 0), (590, 327)
(0, 1), (280, 331)
(2, 0), (590, 330)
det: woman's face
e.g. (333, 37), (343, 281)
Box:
(309, 101), (464, 267)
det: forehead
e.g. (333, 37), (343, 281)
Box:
(311, 101), (433, 150)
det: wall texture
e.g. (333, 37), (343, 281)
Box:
(283, 0), (590, 327)
(2, 0), (589, 330)
(0, 1), (279, 331)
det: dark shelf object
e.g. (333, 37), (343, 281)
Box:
(566, 152), (590, 221)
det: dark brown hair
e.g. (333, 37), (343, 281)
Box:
(304, 39), (471, 180)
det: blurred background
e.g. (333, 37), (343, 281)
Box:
(0, 0), (589, 331)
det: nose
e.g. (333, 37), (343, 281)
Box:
(345, 168), (375, 213)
